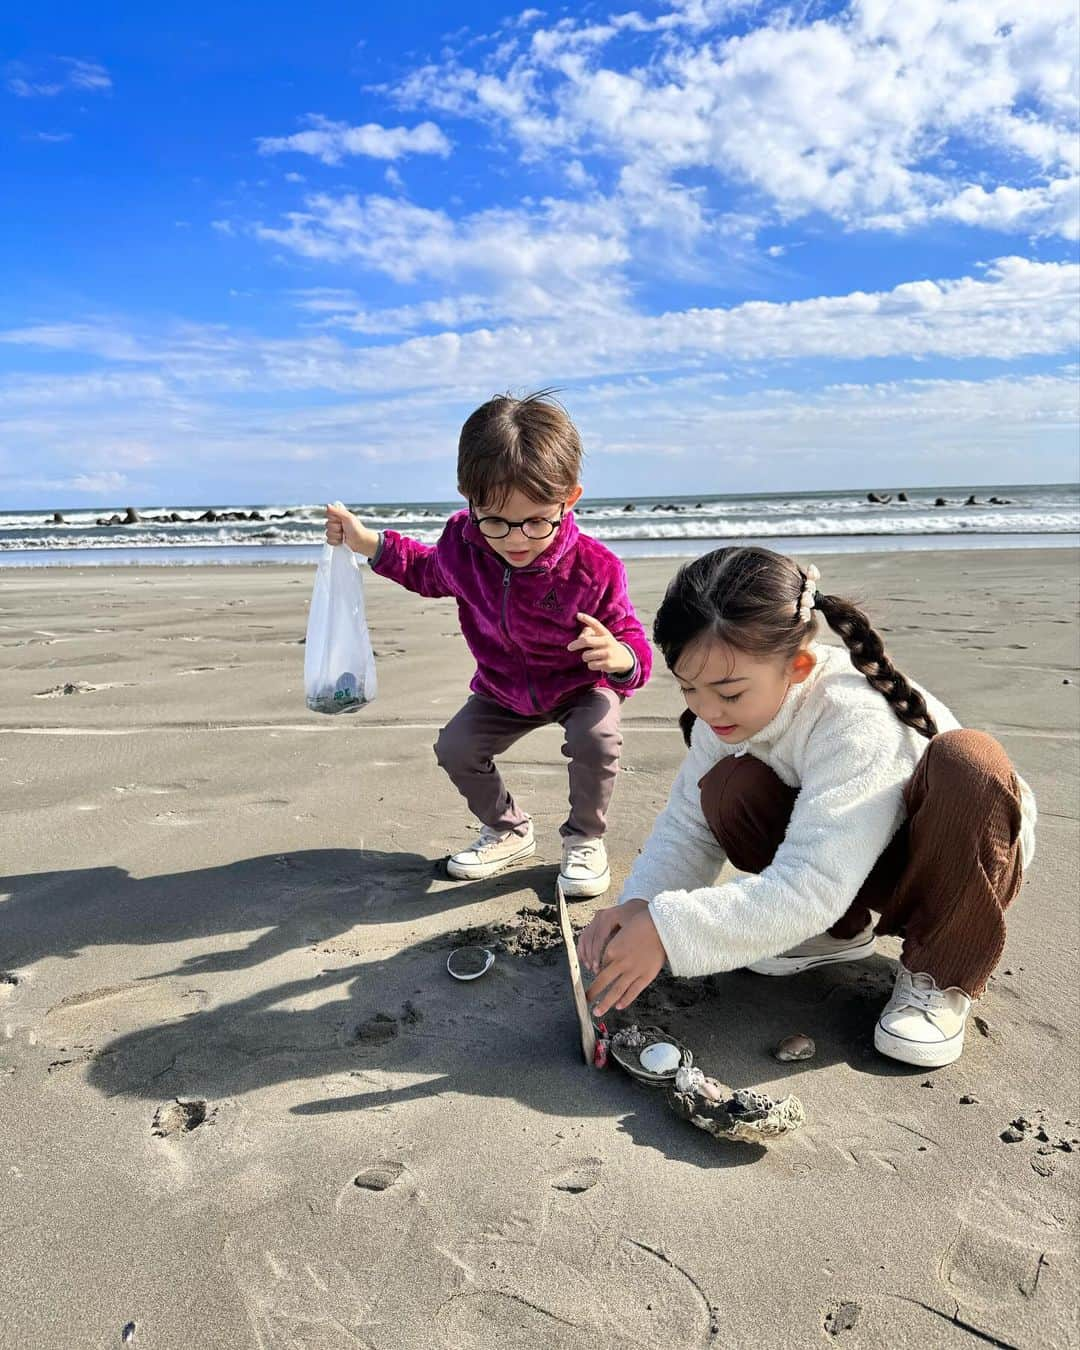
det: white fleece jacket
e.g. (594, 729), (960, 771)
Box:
(620, 643), (1036, 979)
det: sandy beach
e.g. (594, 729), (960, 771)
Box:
(1, 549), (1077, 1349)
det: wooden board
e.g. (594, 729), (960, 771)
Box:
(556, 880), (597, 1067)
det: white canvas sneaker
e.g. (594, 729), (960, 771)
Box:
(874, 967), (972, 1068)
(558, 838), (611, 899)
(747, 923), (877, 975)
(446, 820), (535, 880)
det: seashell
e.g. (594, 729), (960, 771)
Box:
(446, 946), (495, 981)
(639, 1041), (681, 1074)
(774, 1033), (815, 1062)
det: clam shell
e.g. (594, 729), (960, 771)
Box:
(774, 1033), (815, 1062)
(639, 1041), (681, 1074)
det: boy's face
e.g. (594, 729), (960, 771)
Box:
(472, 485), (583, 568)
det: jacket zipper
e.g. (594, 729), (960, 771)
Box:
(502, 567), (541, 713)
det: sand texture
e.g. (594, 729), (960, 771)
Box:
(1, 550), (1078, 1348)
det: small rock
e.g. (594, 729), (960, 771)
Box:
(959, 1094), (979, 1105)
(921, 1079), (935, 1088)
(774, 1034), (815, 1062)
(1000, 1126), (1026, 1143)
(1031, 1155), (1056, 1178)
(825, 1301), (860, 1335)
(121, 1322), (136, 1343)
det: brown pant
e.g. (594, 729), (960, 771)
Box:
(698, 729), (1025, 997)
(434, 689), (623, 841)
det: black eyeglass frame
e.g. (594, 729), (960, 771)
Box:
(468, 502), (566, 540)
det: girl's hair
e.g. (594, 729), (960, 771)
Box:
(458, 390), (582, 508)
(656, 546), (938, 745)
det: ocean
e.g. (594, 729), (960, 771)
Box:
(1, 484), (1077, 567)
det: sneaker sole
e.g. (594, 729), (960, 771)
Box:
(445, 839), (536, 880)
(558, 866), (611, 899)
(874, 1021), (965, 1068)
(747, 938), (877, 976)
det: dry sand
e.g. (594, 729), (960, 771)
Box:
(1, 550), (1078, 1349)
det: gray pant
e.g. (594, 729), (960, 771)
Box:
(434, 689), (623, 841)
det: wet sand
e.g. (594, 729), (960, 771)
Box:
(1, 550), (1078, 1348)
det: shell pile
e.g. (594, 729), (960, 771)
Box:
(604, 1024), (806, 1145)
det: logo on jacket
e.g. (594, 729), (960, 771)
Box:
(538, 587), (560, 611)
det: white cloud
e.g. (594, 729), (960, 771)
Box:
(60, 58), (112, 92)
(68, 471), (130, 495)
(389, 0), (1080, 240)
(6, 57), (111, 98)
(257, 116), (451, 165)
(254, 191), (630, 318)
(26, 130), (72, 143)
(4, 259), (1076, 401)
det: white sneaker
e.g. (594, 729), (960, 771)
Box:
(446, 820), (535, 880)
(747, 923), (877, 975)
(874, 967), (972, 1068)
(559, 838), (610, 899)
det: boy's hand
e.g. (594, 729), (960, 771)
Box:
(583, 900), (666, 1018)
(325, 503), (379, 559)
(568, 613), (634, 675)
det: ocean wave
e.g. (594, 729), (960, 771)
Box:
(3, 509), (1078, 551)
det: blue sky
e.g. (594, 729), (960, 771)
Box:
(2, 0), (1078, 508)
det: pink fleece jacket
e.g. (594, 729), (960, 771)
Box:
(371, 509), (652, 716)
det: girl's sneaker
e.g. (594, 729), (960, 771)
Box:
(874, 967), (971, 1068)
(446, 820), (535, 880)
(559, 838), (611, 899)
(747, 923), (877, 975)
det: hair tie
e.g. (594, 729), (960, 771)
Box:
(796, 564), (820, 623)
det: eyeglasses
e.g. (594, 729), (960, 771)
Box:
(470, 504), (565, 540)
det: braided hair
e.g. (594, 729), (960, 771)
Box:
(655, 546), (938, 743)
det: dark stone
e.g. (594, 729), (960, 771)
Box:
(622, 503), (635, 512)
(867, 492), (892, 504)
(1000, 1126), (1026, 1143)
(965, 495), (978, 506)
(123, 506), (140, 524)
(959, 1094), (979, 1104)
(198, 509), (218, 522)
(897, 492), (908, 502)
(825, 1301), (860, 1335)
(934, 497), (947, 507)
(52, 511), (65, 523)
(249, 511), (264, 521)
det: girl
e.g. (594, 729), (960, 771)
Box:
(326, 391), (652, 899)
(578, 546), (1036, 1067)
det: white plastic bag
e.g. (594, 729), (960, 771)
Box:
(304, 538), (377, 715)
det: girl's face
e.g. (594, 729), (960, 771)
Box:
(673, 636), (815, 744)
(472, 484), (583, 568)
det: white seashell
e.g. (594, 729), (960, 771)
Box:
(774, 1033), (815, 1062)
(639, 1041), (681, 1074)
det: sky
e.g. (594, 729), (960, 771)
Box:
(1, 0), (1078, 509)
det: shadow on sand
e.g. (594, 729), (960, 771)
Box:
(4, 845), (924, 1170)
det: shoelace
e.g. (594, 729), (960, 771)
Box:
(564, 841), (601, 870)
(474, 825), (511, 852)
(893, 971), (947, 1015)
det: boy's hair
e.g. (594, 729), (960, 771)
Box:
(656, 546), (939, 744)
(458, 390), (582, 509)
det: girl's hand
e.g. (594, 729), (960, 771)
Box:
(325, 503), (379, 558)
(577, 899), (646, 974)
(568, 613), (634, 675)
(582, 901), (667, 1018)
